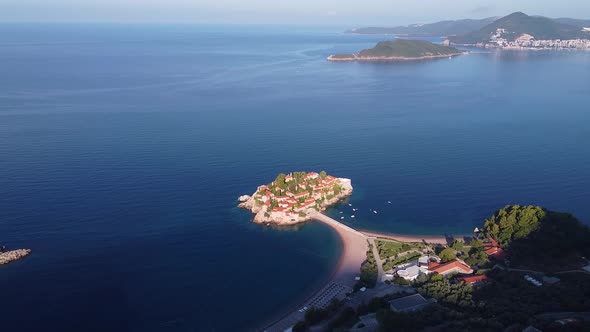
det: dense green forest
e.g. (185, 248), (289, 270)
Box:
(483, 205), (590, 270)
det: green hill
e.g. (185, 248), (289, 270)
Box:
(357, 39), (462, 58)
(450, 12), (587, 44)
(346, 17), (498, 37)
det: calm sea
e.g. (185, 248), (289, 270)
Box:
(1, 23), (589, 331)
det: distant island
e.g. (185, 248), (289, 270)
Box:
(238, 171), (352, 225)
(327, 39), (465, 62)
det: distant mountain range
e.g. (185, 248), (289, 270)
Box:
(449, 12), (589, 44)
(346, 17), (499, 37)
(552, 18), (590, 28)
(347, 13), (590, 41)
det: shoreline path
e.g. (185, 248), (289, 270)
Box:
(261, 213), (454, 332)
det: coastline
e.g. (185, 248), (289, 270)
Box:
(327, 52), (465, 62)
(257, 220), (349, 332)
(360, 230), (460, 245)
(260, 213), (457, 331)
(261, 214), (368, 332)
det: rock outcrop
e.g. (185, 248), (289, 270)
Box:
(0, 249), (31, 265)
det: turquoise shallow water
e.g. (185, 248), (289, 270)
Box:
(1, 23), (589, 331)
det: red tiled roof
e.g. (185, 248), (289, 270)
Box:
(488, 247), (506, 260)
(458, 275), (488, 284)
(485, 247), (498, 255)
(428, 261), (440, 269)
(429, 260), (472, 275)
(488, 235), (499, 247)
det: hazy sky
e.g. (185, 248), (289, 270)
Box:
(2, 0), (590, 25)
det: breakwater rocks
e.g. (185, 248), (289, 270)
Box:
(0, 249), (32, 265)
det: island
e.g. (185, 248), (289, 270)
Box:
(238, 171), (353, 225)
(327, 39), (466, 62)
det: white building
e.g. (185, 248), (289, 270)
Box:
(397, 263), (422, 281)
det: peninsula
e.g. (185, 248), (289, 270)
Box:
(238, 171), (353, 225)
(327, 39), (465, 62)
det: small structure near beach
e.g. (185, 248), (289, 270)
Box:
(238, 171), (353, 225)
(0, 249), (32, 265)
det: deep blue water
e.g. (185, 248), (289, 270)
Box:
(1, 23), (589, 331)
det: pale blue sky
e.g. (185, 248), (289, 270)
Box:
(2, 0), (590, 25)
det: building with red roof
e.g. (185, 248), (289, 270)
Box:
(483, 235), (506, 261)
(429, 260), (473, 276)
(457, 275), (488, 285)
(294, 191), (309, 199)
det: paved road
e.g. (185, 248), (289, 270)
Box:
(367, 237), (385, 282)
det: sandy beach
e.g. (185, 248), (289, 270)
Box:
(261, 214), (467, 331)
(262, 214), (368, 332)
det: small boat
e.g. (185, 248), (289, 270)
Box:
(348, 204), (352, 207)
(388, 201), (391, 204)
(339, 211), (343, 214)
(374, 211), (378, 214)
(351, 215), (355, 218)
(340, 217), (344, 220)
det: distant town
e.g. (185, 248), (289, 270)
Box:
(446, 28), (590, 49)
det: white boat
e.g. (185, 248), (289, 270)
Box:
(374, 211), (378, 214)
(388, 201), (391, 204)
(340, 217), (344, 220)
(351, 215), (355, 218)
(348, 204), (352, 207)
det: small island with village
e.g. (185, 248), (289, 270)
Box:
(238, 171), (353, 225)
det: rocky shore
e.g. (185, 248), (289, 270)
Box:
(327, 52), (466, 62)
(0, 249), (31, 265)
